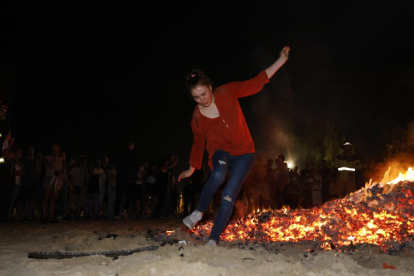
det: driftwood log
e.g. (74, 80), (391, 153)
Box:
(28, 245), (159, 259)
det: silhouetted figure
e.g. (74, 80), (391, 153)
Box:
(285, 165), (300, 209)
(299, 162), (312, 208)
(19, 147), (41, 220)
(151, 158), (171, 219)
(319, 159), (331, 203)
(331, 141), (362, 199)
(273, 154), (289, 209)
(0, 149), (15, 222)
(114, 140), (138, 221)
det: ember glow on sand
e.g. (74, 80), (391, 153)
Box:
(186, 167), (414, 251)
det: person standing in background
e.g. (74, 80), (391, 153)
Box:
(0, 149), (15, 223)
(319, 159), (331, 203)
(114, 140), (138, 221)
(41, 144), (64, 223)
(9, 148), (23, 220)
(94, 159), (107, 218)
(19, 146), (41, 221)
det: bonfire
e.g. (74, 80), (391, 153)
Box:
(188, 167), (414, 253)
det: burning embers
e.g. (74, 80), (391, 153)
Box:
(189, 167), (414, 252)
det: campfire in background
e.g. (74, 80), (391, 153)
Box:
(186, 167), (414, 253)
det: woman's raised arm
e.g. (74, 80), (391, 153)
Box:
(265, 46), (290, 79)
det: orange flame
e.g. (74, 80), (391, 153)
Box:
(386, 167), (414, 184)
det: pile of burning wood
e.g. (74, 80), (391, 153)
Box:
(188, 168), (414, 253)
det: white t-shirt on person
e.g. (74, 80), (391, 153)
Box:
(44, 155), (64, 177)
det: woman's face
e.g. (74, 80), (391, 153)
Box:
(191, 84), (213, 107)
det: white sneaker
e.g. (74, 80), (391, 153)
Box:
(183, 210), (202, 230)
(205, 239), (217, 246)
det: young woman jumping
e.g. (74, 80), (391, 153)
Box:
(178, 46), (290, 246)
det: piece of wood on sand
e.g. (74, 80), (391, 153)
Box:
(28, 245), (159, 259)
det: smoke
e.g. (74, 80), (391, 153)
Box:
(245, 45), (296, 162)
(246, 37), (341, 168)
(248, 89), (297, 163)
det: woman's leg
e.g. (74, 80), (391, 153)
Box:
(49, 188), (61, 220)
(209, 153), (254, 242)
(196, 150), (229, 213)
(9, 185), (21, 217)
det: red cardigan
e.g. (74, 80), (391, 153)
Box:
(189, 70), (269, 170)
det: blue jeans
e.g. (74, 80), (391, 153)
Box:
(197, 150), (255, 242)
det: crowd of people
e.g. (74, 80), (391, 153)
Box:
(0, 129), (362, 224)
(240, 141), (363, 215)
(0, 131), (195, 223)
(241, 155), (328, 213)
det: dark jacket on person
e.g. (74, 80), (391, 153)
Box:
(21, 157), (41, 187)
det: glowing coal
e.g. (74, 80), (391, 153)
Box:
(188, 167), (414, 252)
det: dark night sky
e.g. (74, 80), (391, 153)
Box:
(2, 1), (414, 174)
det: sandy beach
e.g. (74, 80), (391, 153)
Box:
(0, 216), (413, 276)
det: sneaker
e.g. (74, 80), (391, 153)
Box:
(183, 210), (202, 230)
(205, 239), (217, 246)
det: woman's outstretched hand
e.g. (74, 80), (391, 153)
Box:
(279, 46), (290, 59)
(178, 167), (195, 182)
(265, 46), (291, 79)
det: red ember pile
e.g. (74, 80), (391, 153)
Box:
(189, 168), (414, 252)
